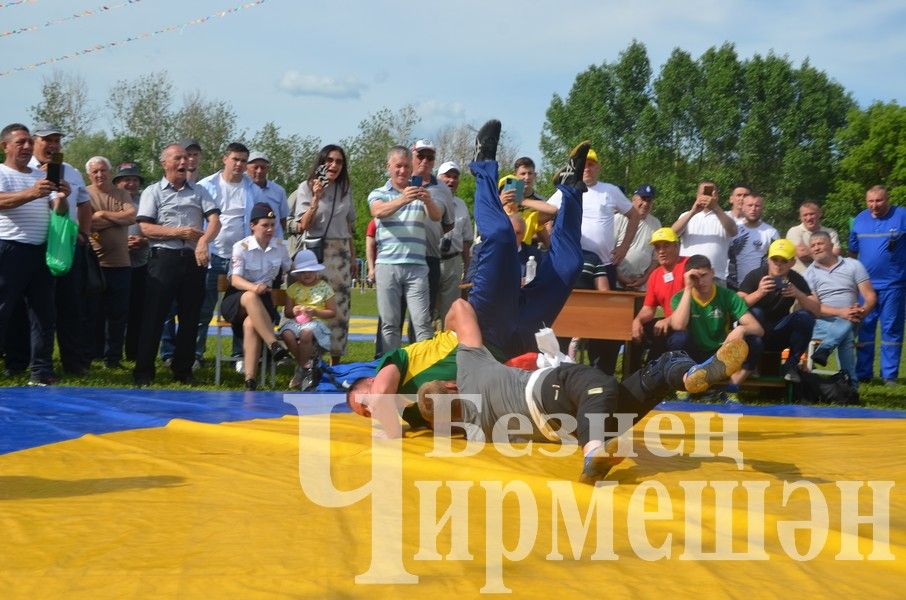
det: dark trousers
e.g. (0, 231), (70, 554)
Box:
(54, 243), (93, 373)
(133, 250), (205, 382)
(537, 351), (694, 446)
(0, 240), (56, 378)
(744, 307), (815, 370)
(89, 266), (131, 363)
(426, 255), (441, 318)
(125, 263), (148, 361)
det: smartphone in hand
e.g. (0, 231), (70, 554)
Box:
(701, 183), (714, 196)
(46, 152), (64, 185)
(503, 178), (525, 205)
(410, 175), (423, 188)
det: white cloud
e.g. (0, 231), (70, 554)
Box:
(416, 99), (466, 120)
(277, 71), (367, 99)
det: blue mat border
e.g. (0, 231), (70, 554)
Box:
(1, 386), (902, 455)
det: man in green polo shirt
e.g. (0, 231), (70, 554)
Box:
(667, 254), (763, 399)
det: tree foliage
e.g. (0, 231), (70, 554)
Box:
(541, 42), (857, 230)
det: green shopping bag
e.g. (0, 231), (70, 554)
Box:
(45, 210), (78, 276)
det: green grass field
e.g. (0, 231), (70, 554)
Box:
(4, 286), (904, 409)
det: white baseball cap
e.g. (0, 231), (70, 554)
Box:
(437, 161), (460, 175)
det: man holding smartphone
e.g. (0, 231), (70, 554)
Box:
(0, 123), (71, 386)
(671, 181), (738, 285)
(27, 123), (93, 377)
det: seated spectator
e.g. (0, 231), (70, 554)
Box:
(222, 204), (291, 391)
(735, 239), (819, 385)
(279, 250), (337, 391)
(631, 227), (688, 365)
(614, 184), (660, 291)
(804, 231), (876, 385)
(85, 156), (137, 369)
(786, 201), (841, 273)
(667, 254), (763, 400)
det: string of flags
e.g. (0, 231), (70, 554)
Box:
(0, 0), (38, 10)
(0, 0), (267, 77)
(1, 1), (144, 39)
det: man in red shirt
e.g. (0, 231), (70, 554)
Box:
(630, 227), (688, 367)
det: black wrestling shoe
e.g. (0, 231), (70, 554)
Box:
(245, 378), (258, 391)
(684, 339), (748, 394)
(473, 119), (501, 162)
(810, 347), (830, 367)
(552, 140), (591, 192)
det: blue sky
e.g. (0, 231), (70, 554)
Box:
(1, 0), (904, 161)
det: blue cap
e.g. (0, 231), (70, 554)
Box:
(634, 184), (656, 198)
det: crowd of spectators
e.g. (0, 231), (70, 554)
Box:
(0, 121), (902, 394)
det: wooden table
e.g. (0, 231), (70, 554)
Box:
(552, 289), (645, 378)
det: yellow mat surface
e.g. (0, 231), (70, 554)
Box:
(1, 412), (904, 598)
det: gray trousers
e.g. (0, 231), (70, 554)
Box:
(437, 254), (464, 323)
(375, 262), (433, 352)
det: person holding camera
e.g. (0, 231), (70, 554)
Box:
(735, 239), (820, 386)
(290, 145), (356, 364)
(671, 181), (738, 286)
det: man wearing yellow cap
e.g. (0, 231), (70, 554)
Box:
(631, 227), (688, 365)
(735, 239), (820, 387)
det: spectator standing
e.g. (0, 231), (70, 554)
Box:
(672, 181), (738, 285)
(786, 201), (841, 273)
(246, 151), (290, 236)
(805, 231), (876, 385)
(410, 140), (454, 322)
(547, 148), (640, 290)
(194, 142), (274, 367)
(292, 145), (357, 364)
(133, 144), (221, 386)
(114, 162), (148, 361)
(727, 194), (779, 289)
(436, 160), (473, 322)
(848, 185), (905, 385)
(0, 123), (71, 385)
(727, 185), (751, 224)
(85, 156), (136, 369)
(614, 184), (660, 291)
(368, 145), (442, 352)
(28, 122), (93, 376)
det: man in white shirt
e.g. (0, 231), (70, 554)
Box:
(28, 122), (93, 376)
(727, 194), (779, 289)
(547, 148), (640, 290)
(614, 184), (660, 291)
(728, 184), (751, 224)
(0, 123), (71, 385)
(194, 142), (270, 365)
(671, 180), (738, 285)
(786, 201), (841, 273)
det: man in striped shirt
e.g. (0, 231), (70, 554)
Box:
(368, 145), (443, 353)
(0, 123), (71, 385)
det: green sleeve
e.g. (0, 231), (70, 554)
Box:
(728, 289), (750, 321)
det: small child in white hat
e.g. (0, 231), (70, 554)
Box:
(278, 250), (336, 389)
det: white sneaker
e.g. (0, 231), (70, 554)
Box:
(289, 366), (304, 390)
(234, 360), (244, 374)
(192, 359), (201, 371)
(162, 357), (173, 368)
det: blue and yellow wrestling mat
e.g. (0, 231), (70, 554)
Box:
(1, 386), (905, 598)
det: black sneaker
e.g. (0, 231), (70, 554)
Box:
(783, 364), (802, 383)
(269, 341), (290, 363)
(552, 141), (591, 192)
(245, 378), (258, 391)
(473, 119), (501, 162)
(811, 347), (830, 367)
